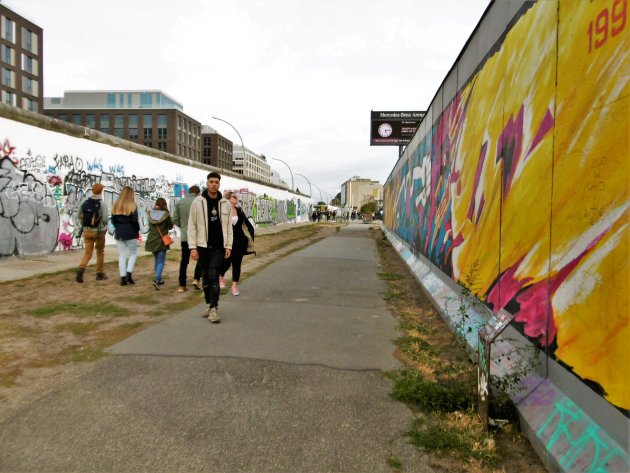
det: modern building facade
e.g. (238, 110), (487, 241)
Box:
(232, 145), (271, 184)
(201, 125), (233, 171)
(340, 176), (383, 210)
(43, 90), (201, 161)
(0, 3), (43, 112)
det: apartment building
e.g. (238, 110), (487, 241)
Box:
(0, 3), (43, 112)
(340, 176), (383, 210)
(201, 125), (233, 171)
(44, 90), (201, 161)
(233, 145), (271, 183)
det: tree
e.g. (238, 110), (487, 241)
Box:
(360, 201), (376, 215)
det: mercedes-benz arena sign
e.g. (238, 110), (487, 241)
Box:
(370, 111), (425, 146)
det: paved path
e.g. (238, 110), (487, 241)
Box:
(0, 223), (432, 472)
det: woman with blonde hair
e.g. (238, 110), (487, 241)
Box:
(219, 191), (255, 296)
(110, 186), (140, 286)
(145, 197), (173, 290)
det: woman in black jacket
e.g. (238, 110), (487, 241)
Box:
(219, 191), (254, 296)
(111, 186), (141, 286)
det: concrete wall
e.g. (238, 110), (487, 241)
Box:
(0, 105), (312, 258)
(383, 1), (628, 471)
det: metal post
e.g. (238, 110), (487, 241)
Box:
(295, 173), (312, 198)
(271, 157), (294, 191)
(212, 116), (245, 168)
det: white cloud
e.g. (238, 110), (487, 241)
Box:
(11, 0), (489, 198)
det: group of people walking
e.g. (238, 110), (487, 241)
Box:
(75, 172), (254, 324)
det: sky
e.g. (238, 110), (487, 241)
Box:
(10, 0), (489, 201)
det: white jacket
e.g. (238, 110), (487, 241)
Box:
(187, 193), (233, 250)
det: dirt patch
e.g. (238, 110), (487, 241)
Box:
(369, 226), (546, 473)
(0, 223), (341, 415)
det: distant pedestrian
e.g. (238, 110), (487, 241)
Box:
(172, 185), (202, 293)
(219, 191), (255, 296)
(188, 172), (233, 323)
(75, 182), (109, 283)
(146, 197), (173, 290)
(110, 186), (140, 286)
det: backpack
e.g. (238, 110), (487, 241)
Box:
(81, 198), (102, 227)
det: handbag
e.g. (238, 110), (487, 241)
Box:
(242, 222), (256, 255)
(156, 225), (173, 246)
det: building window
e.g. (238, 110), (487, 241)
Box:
(1, 67), (15, 88)
(1, 16), (15, 43)
(107, 93), (115, 107)
(128, 114), (138, 140)
(1, 90), (16, 106)
(57, 114), (67, 122)
(1, 45), (14, 65)
(22, 97), (37, 112)
(143, 114), (153, 139)
(157, 114), (167, 140)
(22, 77), (39, 97)
(140, 93), (152, 108)
(71, 114), (81, 125)
(21, 28), (38, 54)
(203, 147), (211, 158)
(114, 114), (124, 137)
(144, 142), (152, 148)
(22, 54), (38, 75)
(99, 115), (110, 133)
(157, 142), (167, 151)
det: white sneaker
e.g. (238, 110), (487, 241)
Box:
(231, 286), (239, 296)
(208, 306), (220, 323)
(203, 304), (211, 318)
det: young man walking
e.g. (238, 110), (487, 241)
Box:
(172, 185), (202, 292)
(188, 172), (233, 323)
(75, 182), (109, 283)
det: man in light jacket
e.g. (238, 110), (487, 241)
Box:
(188, 172), (233, 323)
(173, 185), (202, 293)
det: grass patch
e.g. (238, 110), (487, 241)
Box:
(390, 369), (474, 413)
(28, 302), (130, 318)
(122, 295), (160, 305)
(54, 321), (103, 336)
(0, 324), (43, 338)
(378, 272), (404, 281)
(406, 415), (497, 463)
(383, 289), (404, 300)
(386, 455), (403, 470)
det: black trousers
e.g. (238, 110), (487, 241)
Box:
(221, 251), (244, 282)
(179, 241), (202, 287)
(197, 246), (224, 308)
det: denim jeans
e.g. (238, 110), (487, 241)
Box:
(153, 250), (166, 282)
(116, 239), (138, 277)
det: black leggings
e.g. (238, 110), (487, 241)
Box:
(221, 251), (244, 282)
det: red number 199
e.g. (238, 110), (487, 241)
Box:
(587, 0), (627, 53)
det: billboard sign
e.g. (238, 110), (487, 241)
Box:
(370, 111), (425, 146)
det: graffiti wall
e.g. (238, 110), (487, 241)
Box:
(0, 116), (312, 258)
(384, 0), (628, 458)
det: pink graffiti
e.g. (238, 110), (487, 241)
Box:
(47, 175), (62, 187)
(58, 232), (73, 251)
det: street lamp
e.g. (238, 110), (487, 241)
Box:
(212, 116), (245, 166)
(295, 173), (312, 198)
(271, 157), (294, 191)
(311, 183), (324, 203)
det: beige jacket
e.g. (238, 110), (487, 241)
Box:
(187, 193), (233, 250)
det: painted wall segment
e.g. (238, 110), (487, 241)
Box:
(0, 116), (312, 258)
(385, 0), (628, 415)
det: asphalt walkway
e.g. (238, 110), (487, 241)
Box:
(0, 223), (432, 472)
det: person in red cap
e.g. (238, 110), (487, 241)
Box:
(75, 182), (109, 283)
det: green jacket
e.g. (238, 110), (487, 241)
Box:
(145, 209), (174, 253)
(172, 194), (196, 242)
